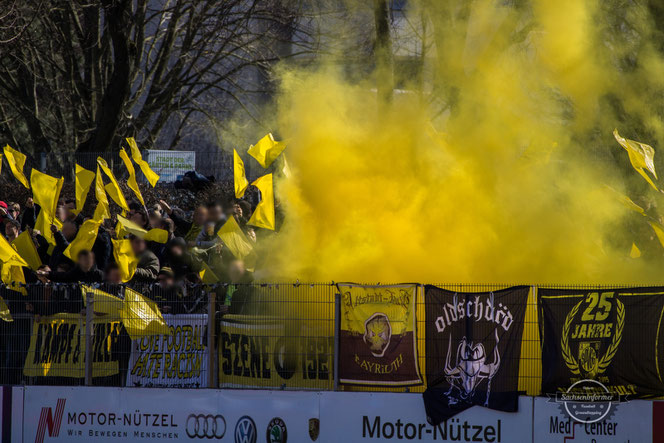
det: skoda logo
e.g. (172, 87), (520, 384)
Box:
(266, 417), (287, 443)
(235, 416), (257, 443)
(186, 414), (226, 439)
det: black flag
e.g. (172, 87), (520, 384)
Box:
(539, 287), (664, 398)
(423, 285), (529, 425)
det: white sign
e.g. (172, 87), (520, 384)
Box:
(127, 314), (208, 388)
(319, 392), (533, 442)
(22, 386), (319, 442)
(146, 150), (195, 182)
(533, 397), (652, 442)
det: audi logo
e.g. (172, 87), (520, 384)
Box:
(186, 414), (227, 439)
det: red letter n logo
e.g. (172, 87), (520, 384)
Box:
(35, 398), (66, 443)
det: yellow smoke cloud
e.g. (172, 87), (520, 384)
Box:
(257, 0), (664, 284)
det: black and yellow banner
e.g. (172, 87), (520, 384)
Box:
(539, 287), (664, 398)
(424, 285), (529, 424)
(23, 313), (122, 378)
(337, 283), (422, 386)
(218, 315), (332, 389)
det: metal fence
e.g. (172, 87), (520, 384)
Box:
(0, 282), (644, 395)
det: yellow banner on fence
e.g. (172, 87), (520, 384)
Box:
(337, 283), (422, 386)
(23, 313), (122, 378)
(218, 315), (333, 390)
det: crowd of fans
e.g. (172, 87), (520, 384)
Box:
(0, 188), (272, 319)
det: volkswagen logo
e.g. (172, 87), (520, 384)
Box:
(234, 416), (257, 443)
(186, 414), (226, 439)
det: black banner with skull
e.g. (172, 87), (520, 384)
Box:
(539, 287), (664, 398)
(423, 285), (529, 425)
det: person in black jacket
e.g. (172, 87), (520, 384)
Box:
(159, 200), (207, 243)
(161, 237), (202, 278)
(46, 221), (78, 269)
(92, 224), (112, 271)
(42, 250), (104, 283)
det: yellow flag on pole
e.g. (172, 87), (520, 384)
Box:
(126, 137), (160, 187)
(97, 158), (129, 212)
(12, 230), (41, 271)
(31, 169), (64, 245)
(144, 229), (169, 243)
(279, 153), (292, 178)
(1, 263), (26, 295)
(119, 148), (145, 206)
(116, 215), (168, 243)
(247, 133), (286, 168)
(247, 173), (275, 230)
(630, 243), (641, 258)
(199, 261), (219, 284)
(234, 149), (249, 198)
(0, 234), (28, 268)
(217, 216), (253, 259)
(614, 129), (658, 190)
(93, 166), (110, 222)
(80, 284), (123, 316)
(74, 164), (95, 215)
(121, 287), (169, 340)
(64, 219), (101, 261)
(112, 238), (139, 282)
(31, 169), (63, 214)
(3, 145), (29, 188)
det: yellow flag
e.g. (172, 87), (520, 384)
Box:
(144, 229), (169, 243)
(199, 261), (219, 284)
(280, 153), (292, 178)
(217, 216), (253, 259)
(121, 287), (169, 340)
(247, 133), (286, 168)
(80, 285), (123, 316)
(3, 145), (29, 188)
(12, 231), (41, 271)
(1, 263), (26, 295)
(126, 137), (160, 187)
(64, 219), (101, 261)
(116, 214), (146, 237)
(31, 169), (64, 245)
(74, 164), (95, 215)
(31, 169), (63, 214)
(93, 167), (110, 222)
(0, 234), (28, 268)
(116, 215), (168, 243)
(614, 129), (658, 190)
(618, 193), (646, 216)
(630, 243), (641, 258)
(112, 238), (139, 282)
(234, 149), (249, 198)
(0, 295), (12, 322)
(649, 221), (664, 249)
(119, 148), (145, 206)
(98, 158), (129, 212)
(248, 173), (275, 230)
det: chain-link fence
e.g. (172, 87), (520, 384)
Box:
(0, 283), (649, 395)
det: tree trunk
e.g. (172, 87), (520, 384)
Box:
(373, 0), (393, 104)
(79, 0), (131, 153)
